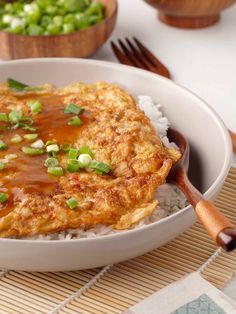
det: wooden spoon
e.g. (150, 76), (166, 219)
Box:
(167, 128), (236, 252)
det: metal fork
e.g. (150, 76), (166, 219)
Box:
(111, 37), (236, 153)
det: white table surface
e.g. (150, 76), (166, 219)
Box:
(94, 0), (236, 300)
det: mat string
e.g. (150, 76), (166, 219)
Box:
(48, 264), (112, 314)
(198, 248), (222, 273)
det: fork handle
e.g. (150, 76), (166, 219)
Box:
(195, 200), (236, 251)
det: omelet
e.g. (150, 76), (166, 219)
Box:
(0, 81), (180, 238)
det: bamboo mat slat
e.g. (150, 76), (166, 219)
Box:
(0, 168), (236, 314)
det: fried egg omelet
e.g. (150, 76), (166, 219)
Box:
(0, 81), (180, 238)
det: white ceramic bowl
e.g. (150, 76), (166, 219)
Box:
(0, 59), (232, 271)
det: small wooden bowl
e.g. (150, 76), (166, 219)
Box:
(0, 0), (117, 60)
(143, 0), (236, 28)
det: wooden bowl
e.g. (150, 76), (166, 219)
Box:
(0, 0), (117, 60)
(143, 0), (236, 28)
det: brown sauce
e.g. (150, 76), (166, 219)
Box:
(0, 94), (89, 217)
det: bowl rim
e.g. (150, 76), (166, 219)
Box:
(0, 0), (118, 39)
(0, 57), (232, 244)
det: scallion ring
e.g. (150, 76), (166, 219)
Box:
(22, 146), (44, 155)
(0, 192), (8, 203)
(44, 157), (59, 167)
(47, 166), (63, 177)
(66, 197), (79, 209)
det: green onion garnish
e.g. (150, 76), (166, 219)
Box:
(0, 113), (8, 122)
(21, 124), (36, 132)
(0, 162), (5, 170)
(79, 146), (94, 158)
(68, 116), (82, 126)
(7, 78), (28, 91)
(21, 116), (34, 125)
(45, 140), (57, 146)
(27, 99), (42, 114)
(46, 144), (59, 153)
(0, 192), (8, 203)
(31, 139), (44, 149)
(44, 157), (59, 167)
(88, 161), (111, 174)
(0, 140), (7, 151)
(11, 123), (20, 130)
(7, 78), (42, 93)
(64, 103), (82, 115)
(67, 159), (80, 173)
(5, 154), (18, 160)
(60, 143), (71, 153)
(78, 154), (92, 167)
(11, 134), (23, 144)
(9, 109), (23, 124)
(23, 134), (38, 141)
(47, 166), (63, 177)
(66, 197), (78, 209)
(68, 148), (79, 159)
(22, 146), (44, 155)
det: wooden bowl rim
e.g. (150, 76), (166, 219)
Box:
(0, 0), (118, 39)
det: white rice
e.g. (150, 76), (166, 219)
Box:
(21, 96), (187, 240)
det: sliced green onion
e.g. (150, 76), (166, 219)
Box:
(0, 113), (8, 122)
(68, 116), (82, 126)
(5, 154), (18, 160)
(66, 197), (78, 209)
(67, 159), (80, 173)
(7, 78), (28, 91)
(0, 140), (7, 151)
(7, 78), (42, 93)
(27, 99), (42, 114)
(11, 123), (20, 130)
(51, 151), (58, 158)
(21, 124), (36, 132)
(45, 140), (57, 146)
(68, 148), (79, 159)
(64, 103), (82, 115)
(78, 153), (92, 167)
(31, 139), (44, 149)
(22, 146), (44, 155)
(46, 144), (59, 153)
(23, 133), (38, 141)
(47, 166), (63, 177)
(11, 134), (23, 144)
(88, 161), (111, 174)
(60, 143), (71, 153)
(0, 192), (8, 203)
(9, 109), (23, 123)
(44, 157), (59, 167)
(79, 145), (94, 158)
(21, 116), (34, 125)
(0, 162), (5, 170)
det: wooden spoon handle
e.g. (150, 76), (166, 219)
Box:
(175, 170), (236, 251)
(229, 130), (236, 154)
(195, 200), (236, 251)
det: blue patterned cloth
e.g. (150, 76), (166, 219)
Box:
(171, 294), (226, 314)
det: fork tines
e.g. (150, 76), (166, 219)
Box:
(111, 37), (170, 78)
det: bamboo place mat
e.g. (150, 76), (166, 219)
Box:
(0, 168), (235, 314)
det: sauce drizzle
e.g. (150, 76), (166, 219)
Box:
(0, 94), (87, 217)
